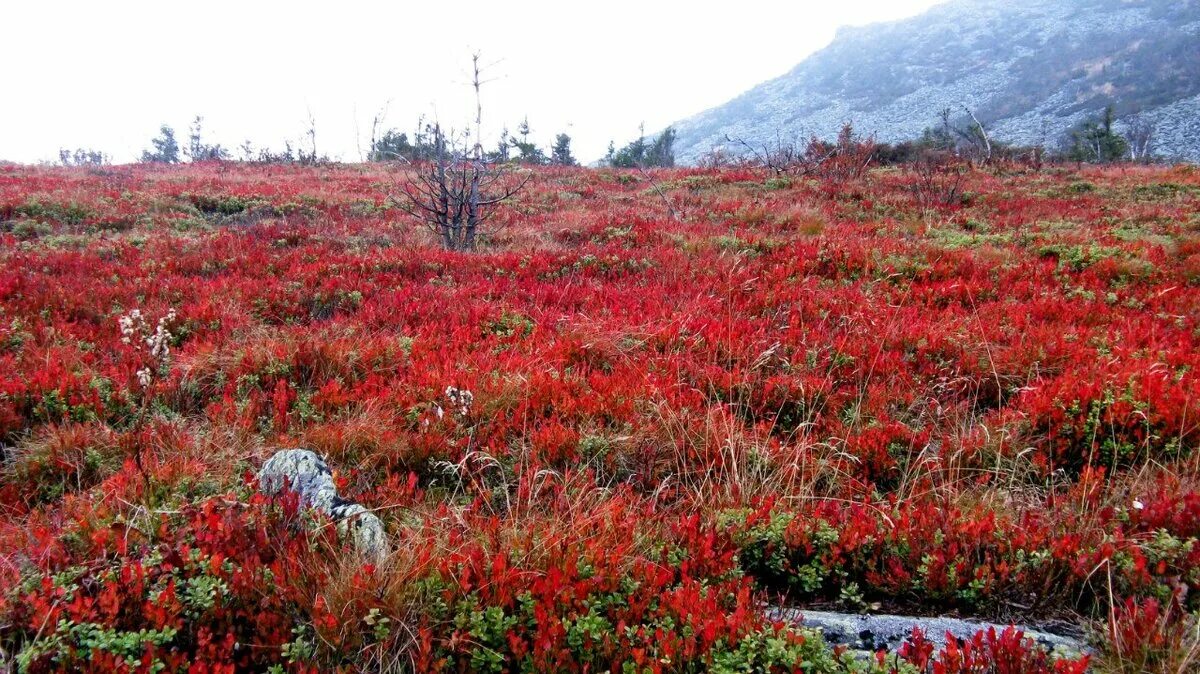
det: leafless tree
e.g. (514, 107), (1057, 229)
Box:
(1126, 115), (1155, 162)
(910, 150), (967, 210)
(697, 146), (736, 169)
(388, 53), (528, 251)
(1024, 119), (1050, 171)
(821, 123), (877, 183)
(726, 131), (834, 177)
(727, 123), (875, 182)
(359, 102), (390, 162)
(300, 109), (322, 165)
(961, 106), (992, 164)
(939, 106), (992, 165)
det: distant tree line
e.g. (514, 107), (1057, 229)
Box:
(603, 125), (677, 168)
(878, 105), (1154, 166)
(717, 103), (1159, 175)
(58, 103), (1152, 170)
(137, 114), (327, 165)
(58, 148), (109, 167)
(130, 114), (669, 169)
(141, 117), (234, 163)
(368, 115), (579, 167)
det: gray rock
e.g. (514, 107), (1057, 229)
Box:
(259, 449), (339, 510)
(258, 448), (388, 560)
(670, 0), (1200, 163)
(771, 608), (1089, 658)
(331, 502), (388, 558)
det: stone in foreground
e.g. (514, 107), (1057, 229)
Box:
(258, 448), (387, 560)
(773, 608), (1088, 658)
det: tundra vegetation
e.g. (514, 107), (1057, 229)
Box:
(0, 154), (1198, 673)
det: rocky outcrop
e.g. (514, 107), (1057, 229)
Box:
(773, 607), (1089, 658)
(672, 0), (1200, 163)
(257, 449), (388, 559)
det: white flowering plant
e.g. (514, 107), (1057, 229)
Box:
(119, 307), (177, 389)
(117, 307), (179, 490)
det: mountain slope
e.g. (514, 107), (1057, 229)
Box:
(673, 0), (1200, 162)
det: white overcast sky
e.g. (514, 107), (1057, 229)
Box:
(1, 1), (945, 164)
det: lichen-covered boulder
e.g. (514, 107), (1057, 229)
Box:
(330, 502), (388, 557)
(771, 608), (1089, 658)
(258, 449), (338, 509)
(258, 448), (387, 560)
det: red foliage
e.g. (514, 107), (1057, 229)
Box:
(899, 626), (1090, 674)
(1, 161), (1197, 670)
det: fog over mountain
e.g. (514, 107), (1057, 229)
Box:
(673, 0), (1200, 162)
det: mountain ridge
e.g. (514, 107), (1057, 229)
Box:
(672, 0), (1200, 163)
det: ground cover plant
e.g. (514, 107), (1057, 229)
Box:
(0, 159), (1197, 672)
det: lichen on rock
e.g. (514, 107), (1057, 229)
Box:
(771, 607), (1090, 659)
(258, 448), (387, 560)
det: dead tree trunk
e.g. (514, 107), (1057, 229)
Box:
(388, 53), (528, 252)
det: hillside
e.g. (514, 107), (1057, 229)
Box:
(2, 162), (1199, 670)
(673, 0), (1200, 162)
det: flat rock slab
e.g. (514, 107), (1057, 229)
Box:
(772, 608), (1089, 657)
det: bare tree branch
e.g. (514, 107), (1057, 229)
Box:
(386, 57), (529, 252)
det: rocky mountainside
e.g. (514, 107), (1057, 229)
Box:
(673, 0), (1200, 162)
